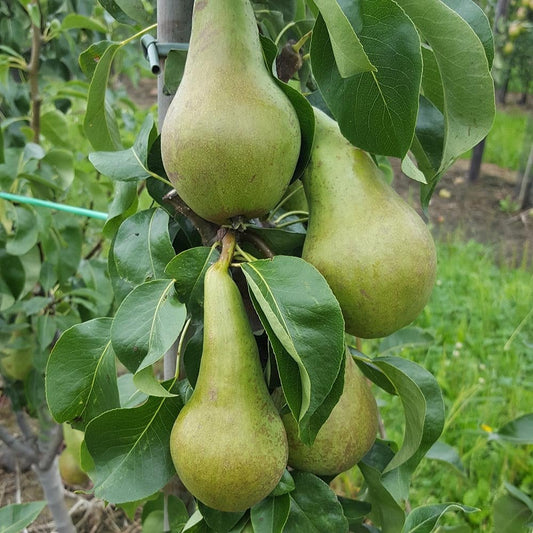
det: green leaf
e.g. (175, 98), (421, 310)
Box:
(111, 280), (186, 373)
(337, 496), (371, 528)
(103, 181), (139, 240)
(425, 441), (465, 476)
(251, 493), (290, 533)
(141, 492), (189, 533)
(83, 41), (123, 151)
(197, 502), (245, 532)
(165, 246), (220, 321)
(402, 503), (478, 533)
(84, 386), (182, 504)
(61, 13), (108, 33)
(0, 501), (46, 533)
(40, 110), (70, 148)
(246, 227), (305, 257)
(0, 250), (25, 304)
(378, 327), (435, 355)
(372, 356), (445, 499)
(113, 208), (175, 287)
(46, 318), (120, 429)
(42, 149), (75, 190)
(79, 40), (113, 79)
(283, 472), (348, 532)
(392, 0), (495, 203)
(271, 470), (296, 497)
(133, 366), (177, 398)
(359, 440), (405, 533)
(311, 0), (422, 158)
(97, 0), (138, 25)
(493, 489), (533, 533)
(492, 413), (533, 444)
(241, 256), (344, 444)
(163, 49), (187, 95)
(117, 373), (148, 408)
(5, 205), (38, 256)
(312, 0), (375, 77)
(89, 115), (157, 182)
(99, 0), (154, 25)
(440, 0), (494, 68)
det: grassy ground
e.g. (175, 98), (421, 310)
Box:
(336, 236), (533, 531)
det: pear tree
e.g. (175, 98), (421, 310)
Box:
(2, 0), (498, 532)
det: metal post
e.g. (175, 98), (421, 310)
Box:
(157, 0), (193, 129)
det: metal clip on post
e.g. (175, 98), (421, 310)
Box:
(141, 35), (189, 75)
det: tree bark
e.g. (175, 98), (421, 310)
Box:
(468, 138), (486, 183)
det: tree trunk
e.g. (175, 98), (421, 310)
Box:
(34, 457), (76, 533)
(468, 138), (486, 183)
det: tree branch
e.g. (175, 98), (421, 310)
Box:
(163, 189), (219, 245)
(242, 232), (275, 259)
(0, 424), (38, 464)
(27, 1), (42, 143)
(38, 423), (64, 471)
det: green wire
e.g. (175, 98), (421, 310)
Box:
(0, 192), (108, 221)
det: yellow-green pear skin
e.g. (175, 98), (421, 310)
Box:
(282, 354), (378, 476)
(169, 260), (288, 512)
(0, 318), (34, 381)
(59, 424), (89, 486)
(161, 0), (301, 225)
(302, 109), (437, 339)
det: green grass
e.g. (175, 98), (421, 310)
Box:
(338, 237), (533, 531)
(463, 108), (530, 171)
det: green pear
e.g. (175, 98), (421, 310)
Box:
(170, 236), (288, 512)
(281, 353), (378, 476)
(302, 108), (437, 339)
(161, 0), (301, 225)
(0, 317), (34, 381)
(59, 424), (89, 486)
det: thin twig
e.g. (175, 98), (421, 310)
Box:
(242, 232), (275, 259)
(162, 189), (218, 245)
(27, 1), (43, 143)
(15, 410), (36, 445)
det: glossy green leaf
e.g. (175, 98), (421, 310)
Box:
(312, 0), (375, 77)
(165, 246), (220, 321)
(89, 115), (157, 182)
(493, 490), (533, 533)
(241, 256), (344, 443)
(246, 227), (305, 257)
(46, 318), (120, 429)
(97, 0), (139, 25)
(372, 356), (445, 499)
(378, 327), (435, 355)
(78, 259), (114, 317)
(337, 497), (371, 528)
(402, 503), (478, 533)
(103, 181), (139, 238)
(271, 469), (296, 497)
(79, 40), (113, 79)
(84, 386), (182, 504)
(117, 373), (148, 408)
(311, 0), (422, 158)
(251, 493), (290, 533)
(198, 503), (244, 532)
(440, 0), (494, 68)
(133, 365), (177, 398)
(359, 440), (405, 533)
(0, 250), (25, 305)
(100, 0), (153, 25)
(111, 280), (186, 373)
(284, 472), (348, 532)
(392, 0), (495, 203)
(0, 501), (46, 533)
(83, 41), (122, 151)
(113, 208), (175, 287)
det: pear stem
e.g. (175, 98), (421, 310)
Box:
(218, 231), (237, 270)
(272, 210), (309, 225)
(275, 217), (308, 229)
(235, 244), (257, 263)
(269, 182), (305, 217)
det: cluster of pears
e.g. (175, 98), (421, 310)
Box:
(170, 233), (379, 511)
(58, 423), (89, 487)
